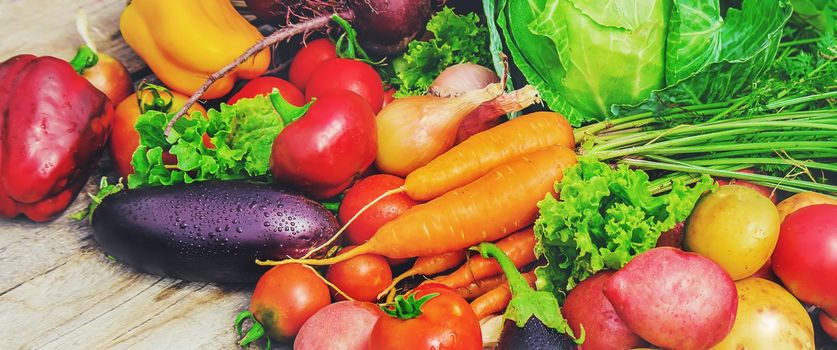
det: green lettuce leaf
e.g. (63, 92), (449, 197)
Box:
(533, 157), (715, 301)
(393, 7), (491, 96)
(127, 93), (290, 188)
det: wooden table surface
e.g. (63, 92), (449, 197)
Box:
(0, 1), (264, 349)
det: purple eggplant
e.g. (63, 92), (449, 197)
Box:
(92, 181), (340, 283)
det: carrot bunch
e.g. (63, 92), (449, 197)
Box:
(258, 112), (577, 312)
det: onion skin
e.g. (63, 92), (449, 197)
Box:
(375, 83), (503, 176)
(455, 85), (540, 144)
(429, 63), (500, 98)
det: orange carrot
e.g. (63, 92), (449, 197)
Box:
(470, 272), (537, 319)
(260, 146), (577, 267)
(300, 112), (575, 259)
(435, 227), (537, 289)
(455, 274), (507, 300)
(406, 111), (574, 201)
(378, 250), (466, 300)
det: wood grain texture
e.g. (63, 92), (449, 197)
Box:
(0, 1), (283, 349)
(0, 0), (144, 73)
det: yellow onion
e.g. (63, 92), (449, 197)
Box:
(375, 83), (503, 176)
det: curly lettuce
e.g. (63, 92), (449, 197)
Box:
(534, 157), (715, 301)
(391, 7), (491, 96)
(128, 93), (307, 188)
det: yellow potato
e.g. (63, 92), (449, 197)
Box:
(685, 185), (780, 279)
(776, 191), (837, 222)
(711, 278), (814, 350)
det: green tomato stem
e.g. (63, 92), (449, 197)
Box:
(69, 45), (99, 74)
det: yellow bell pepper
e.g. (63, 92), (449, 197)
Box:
(120, 0), (270, 99)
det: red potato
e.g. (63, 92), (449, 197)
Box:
(338, 174), (420, 245)
(563, 271), (647, 350)
(603, 247), (738, 350)
(655, 221), (684, 248)
(772, 204), (837, 317)
(294, 301), (384, 350)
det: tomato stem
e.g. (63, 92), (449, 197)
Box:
(233, 310), (271, 349)
(381, 293), (439, 320)
(69, 45), (99, 74)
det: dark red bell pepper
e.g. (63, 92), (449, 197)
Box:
(0, 54), (114, 222)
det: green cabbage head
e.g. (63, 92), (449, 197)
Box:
(491, 0), (793, 125)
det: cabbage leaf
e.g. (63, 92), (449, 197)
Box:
(488, 0), (793, 125)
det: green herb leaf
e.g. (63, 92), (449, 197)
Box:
(69, 177), (125, 222)
(392, 7), (491, 96)
(534, 157), (715, 299)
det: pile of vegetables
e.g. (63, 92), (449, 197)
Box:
(2, 0), (836, 349)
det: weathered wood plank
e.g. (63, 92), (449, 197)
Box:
(0, 1), (293, 348)
(0, 0), (144, 73)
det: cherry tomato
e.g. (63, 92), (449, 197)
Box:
(305, 58), (384, 113)
(110, 85), (207, 177)
(715, 169), (777, 203)
(772, 204), (837, 316)
(270, 90), (377, 199)
(369, 284), (482, 350)
(326, 246), (393, 302)
(249, 263), (331, 341)
(227, 76), (305, 106)
(82, 51), (133, 103)
(338, 174), (420, 245)
(289, 38), (337, 91)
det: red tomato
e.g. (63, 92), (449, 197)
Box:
(326, 246), (393, 302)
(270, 90), (377, 199)
(305, 58), (384, 113)
(820, 311), (837, 340)
(369, 284), (482, 350)
(772, 204), (837, 316)
(716, 169), (777, 203)
(249, 263), (331, 341)
(382, 88), (396, 107)
(227, 76), (305, 106)
(338, 174), (420, 245)
(82, 51), (133, 104)
(289, 38), (337, 91)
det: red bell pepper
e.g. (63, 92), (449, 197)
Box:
(0, 54), (114, 222)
